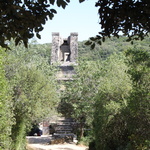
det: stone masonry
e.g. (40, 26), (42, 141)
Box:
(51, 32), (78, 81)
(51, 32), (78, 65)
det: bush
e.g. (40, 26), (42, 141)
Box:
(92, 48), (150, 150)
(0, 48), (13, 150)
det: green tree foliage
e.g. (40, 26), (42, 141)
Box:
(92, 48), (150, 150)
(124, 48), (150, 149)
(0, 48), (13, 150)
(0, 0), (69, 48)
(1, 0), (150, 48)
(92, 54), (132, 150)
(5, 41), (59, 150)
(58, 60), (102, 139)
(86, 0), (150, 48)
(79, 36), (150, 60)
(58, 53), (132, 142)
(96, 0), (150, 39)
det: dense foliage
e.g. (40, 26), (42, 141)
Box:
(124, 48), (150, 149)
(0, 0), (70, 48)
(0, 41), (59, 150)
(58, 53), (132, 140)
(79, 36), (150, 61)
(96, 0), (150, 40)
(58, 60), (102, 138)
(92, 49), (150, 150)
(58, 39), (150, 149)
(0, 49), (13, 150)
(0, 0), (150, 149)
(0, 37), (150, 149)
(0, 0), (150, 48)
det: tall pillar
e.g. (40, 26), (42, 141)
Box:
(70, 33), (78, 62)
(51, 32), (60, 64)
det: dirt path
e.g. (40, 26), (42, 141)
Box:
(27, 143), (88, 150)
(26, 135), (88, 150)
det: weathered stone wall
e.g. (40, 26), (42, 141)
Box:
(70, 33), (78, 63)
(57, 66), (76, 81)
(51, 32), (78, 81)
(51, 32), (61, 64)
(51, 32), (78, 65)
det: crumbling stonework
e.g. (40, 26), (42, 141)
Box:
(70, 33), (78, 62)
(51, 32), (61, 64)
(51, 32), (78, 81)
(51, 32), (78, 65)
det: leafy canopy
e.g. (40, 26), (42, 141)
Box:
(96, 0), (150, 39)
(86, 0), (150, 48)
(0, 48), (13, 150)
(5, 41), (59, 149)
(0, 0), (70, 48)
(1, 0), (150, 48)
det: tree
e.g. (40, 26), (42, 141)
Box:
(5, 42), (59, 150)
(0, 0), (69, 48)
(58, 60), (102, 139)
(0, 48), (13, 150)
(86, 0), (150, 48)
(124, 48), (150, 149)
(58, 53), (131, 142)
(91, 48), (150, 150)
(96, 0), (150, 39)
(1, 0), (150, 48)
(92, 54), (132, 150)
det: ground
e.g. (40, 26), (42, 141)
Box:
(27, 143), (88, 150)
(26, 136), (88, 150)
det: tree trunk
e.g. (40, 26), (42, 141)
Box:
(79, 123), (84, 139)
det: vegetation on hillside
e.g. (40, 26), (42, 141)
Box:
(92, 48), (150, 150)
(0, 49), (13, 150)
(0, 0), (150, 149)
(79, 36), (150, 61)
(0, 37), (150, 149)
(58, 37), (150, 149)
(0, 40), (58, 150)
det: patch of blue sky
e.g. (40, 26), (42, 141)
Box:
(36, 0), (100, 44)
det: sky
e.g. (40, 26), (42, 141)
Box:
(36, 0), (100, 44)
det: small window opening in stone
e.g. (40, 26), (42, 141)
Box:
(63, 40), (68, 45)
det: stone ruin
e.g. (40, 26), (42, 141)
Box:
(26, 33), (79, 143)
(51, 32), (78, 80)
(51, 32), (78, 65)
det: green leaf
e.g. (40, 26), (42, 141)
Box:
(36, 33), (41, 39)
(102, 36), (105, 42)
(90, 37), (96, 41)
(50, 9), (57, 14)
(49, 0), (55, 5)
(98, 40), (102, 45)
(49, 13), (54, 19)
(28, 33), (34, 38)
(85, 41), (92, 45)
(60, 0), (68, 9)
(91, 43), (95, 49)
(38, 26), (44, 31)
(96, 35), (101, 38)
(23, 40), (28, 48)
(57, 0), (61, 7)
(79, 0), (85, 3)
(15, 38), (21, 46)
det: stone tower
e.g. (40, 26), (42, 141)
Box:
(51, 32), (78, 80)
(51, 32), (78, 65)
